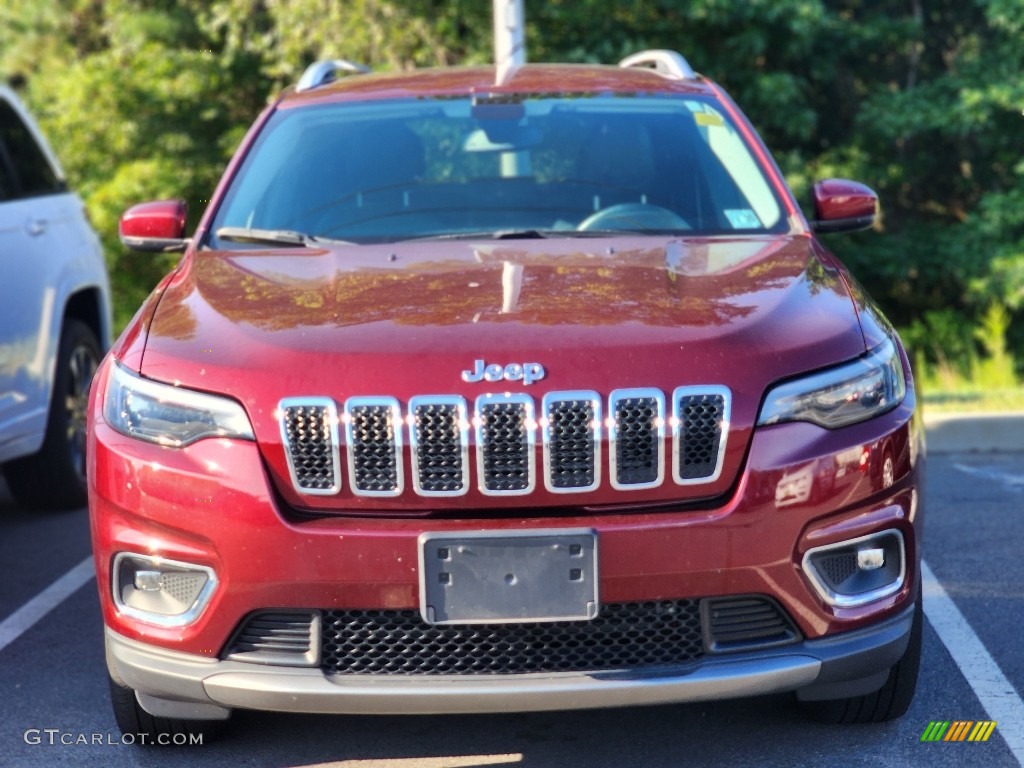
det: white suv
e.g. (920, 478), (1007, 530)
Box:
(0, 85), (110, 510)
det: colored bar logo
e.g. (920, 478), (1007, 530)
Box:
(921, 721), (997, 742)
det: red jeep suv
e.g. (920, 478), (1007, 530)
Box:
(89, 50), (922, 740)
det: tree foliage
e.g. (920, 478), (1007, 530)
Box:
(1, 0), (1021, 365)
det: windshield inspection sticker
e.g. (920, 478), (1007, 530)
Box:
(693, 111), (725, 127)
(725, 209), (762, 229)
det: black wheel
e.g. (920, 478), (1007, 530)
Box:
(4, 319), (100, 511)
(108, 669), (226, 745)
(801, 597), (922, 724)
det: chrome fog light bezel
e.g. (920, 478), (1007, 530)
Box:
(802, 530), (906, 608)
(112, 552), (218, 627)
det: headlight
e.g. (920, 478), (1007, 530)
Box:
(103, 362), (255, 446)
(757, 339), (906, 429)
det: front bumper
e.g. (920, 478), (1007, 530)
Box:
(89, 357), (923, 718)
(107, 602), (914, 717)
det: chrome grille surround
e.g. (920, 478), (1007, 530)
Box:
(344, 396), (404, 497)
(672, 386), (731, 485)
(277, 387), (730, 498)
(475, 393), (536, 496)
(542, 391), (602, 493)
(279, 397), (342, 495)
(409, 396), (470, 497)
(608, 388), (666, 491)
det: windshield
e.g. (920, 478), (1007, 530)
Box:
(208, 94), (788, 246)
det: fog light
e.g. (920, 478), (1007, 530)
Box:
(113, 553), (218, 627)
(133, 570), (163, 592)
(802, 530), (905, 608)
(856, 548), (885, 571)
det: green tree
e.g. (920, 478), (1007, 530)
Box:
(2, 0), (1021, 374)
(2, 0), (270, 327)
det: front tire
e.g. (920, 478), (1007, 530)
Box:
(108, 671), (226, 745)
(4, 319), (100, 511)
(801, 597), (922, 724)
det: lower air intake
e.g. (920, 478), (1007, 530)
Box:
(321, 600), (703, 675)
(224, 611), (320, 667)
(702, 596), (801, 652)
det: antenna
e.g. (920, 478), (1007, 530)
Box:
(493, 0), (526, 85)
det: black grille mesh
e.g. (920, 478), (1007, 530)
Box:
(349, 404), (399, 493)
(547, 399), (597, 489)
(480, 402), (530, 492)
(614, 397), (660, 486)
(413, 403), (464, 493)
(282, 404), (337, 491)
(321, 600), (703, 675)
(676, 394), (725, 480)
(816, 552), (859, 588)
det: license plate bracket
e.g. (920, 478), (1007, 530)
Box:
(418, 529), (598, 625)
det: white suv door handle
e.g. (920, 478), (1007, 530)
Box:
(26, 218), (47, 236)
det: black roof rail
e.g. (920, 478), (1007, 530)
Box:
(296, 59), (371, 92)
(618, 50), (696, 80)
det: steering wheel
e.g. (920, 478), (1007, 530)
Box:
(577, 202), (690, 232)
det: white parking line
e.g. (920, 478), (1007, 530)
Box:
(922, 559), (1024, 763)
(953, 463), (1024, 493)
(0, 556), (95, 654)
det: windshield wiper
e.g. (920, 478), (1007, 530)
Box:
(404, 229), (565, 242)
(215, 227), (353, 247)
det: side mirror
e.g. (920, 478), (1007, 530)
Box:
(119, 199), (189, 252)
(810, 179), (877, 234)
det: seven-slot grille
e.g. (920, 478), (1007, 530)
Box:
(279, 387), (730, 498)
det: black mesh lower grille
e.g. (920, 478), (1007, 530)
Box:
(676, 394), (725, 480)
(321, 600), (704, 675)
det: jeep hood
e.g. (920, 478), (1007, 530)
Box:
(136, 236), (867, 513)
